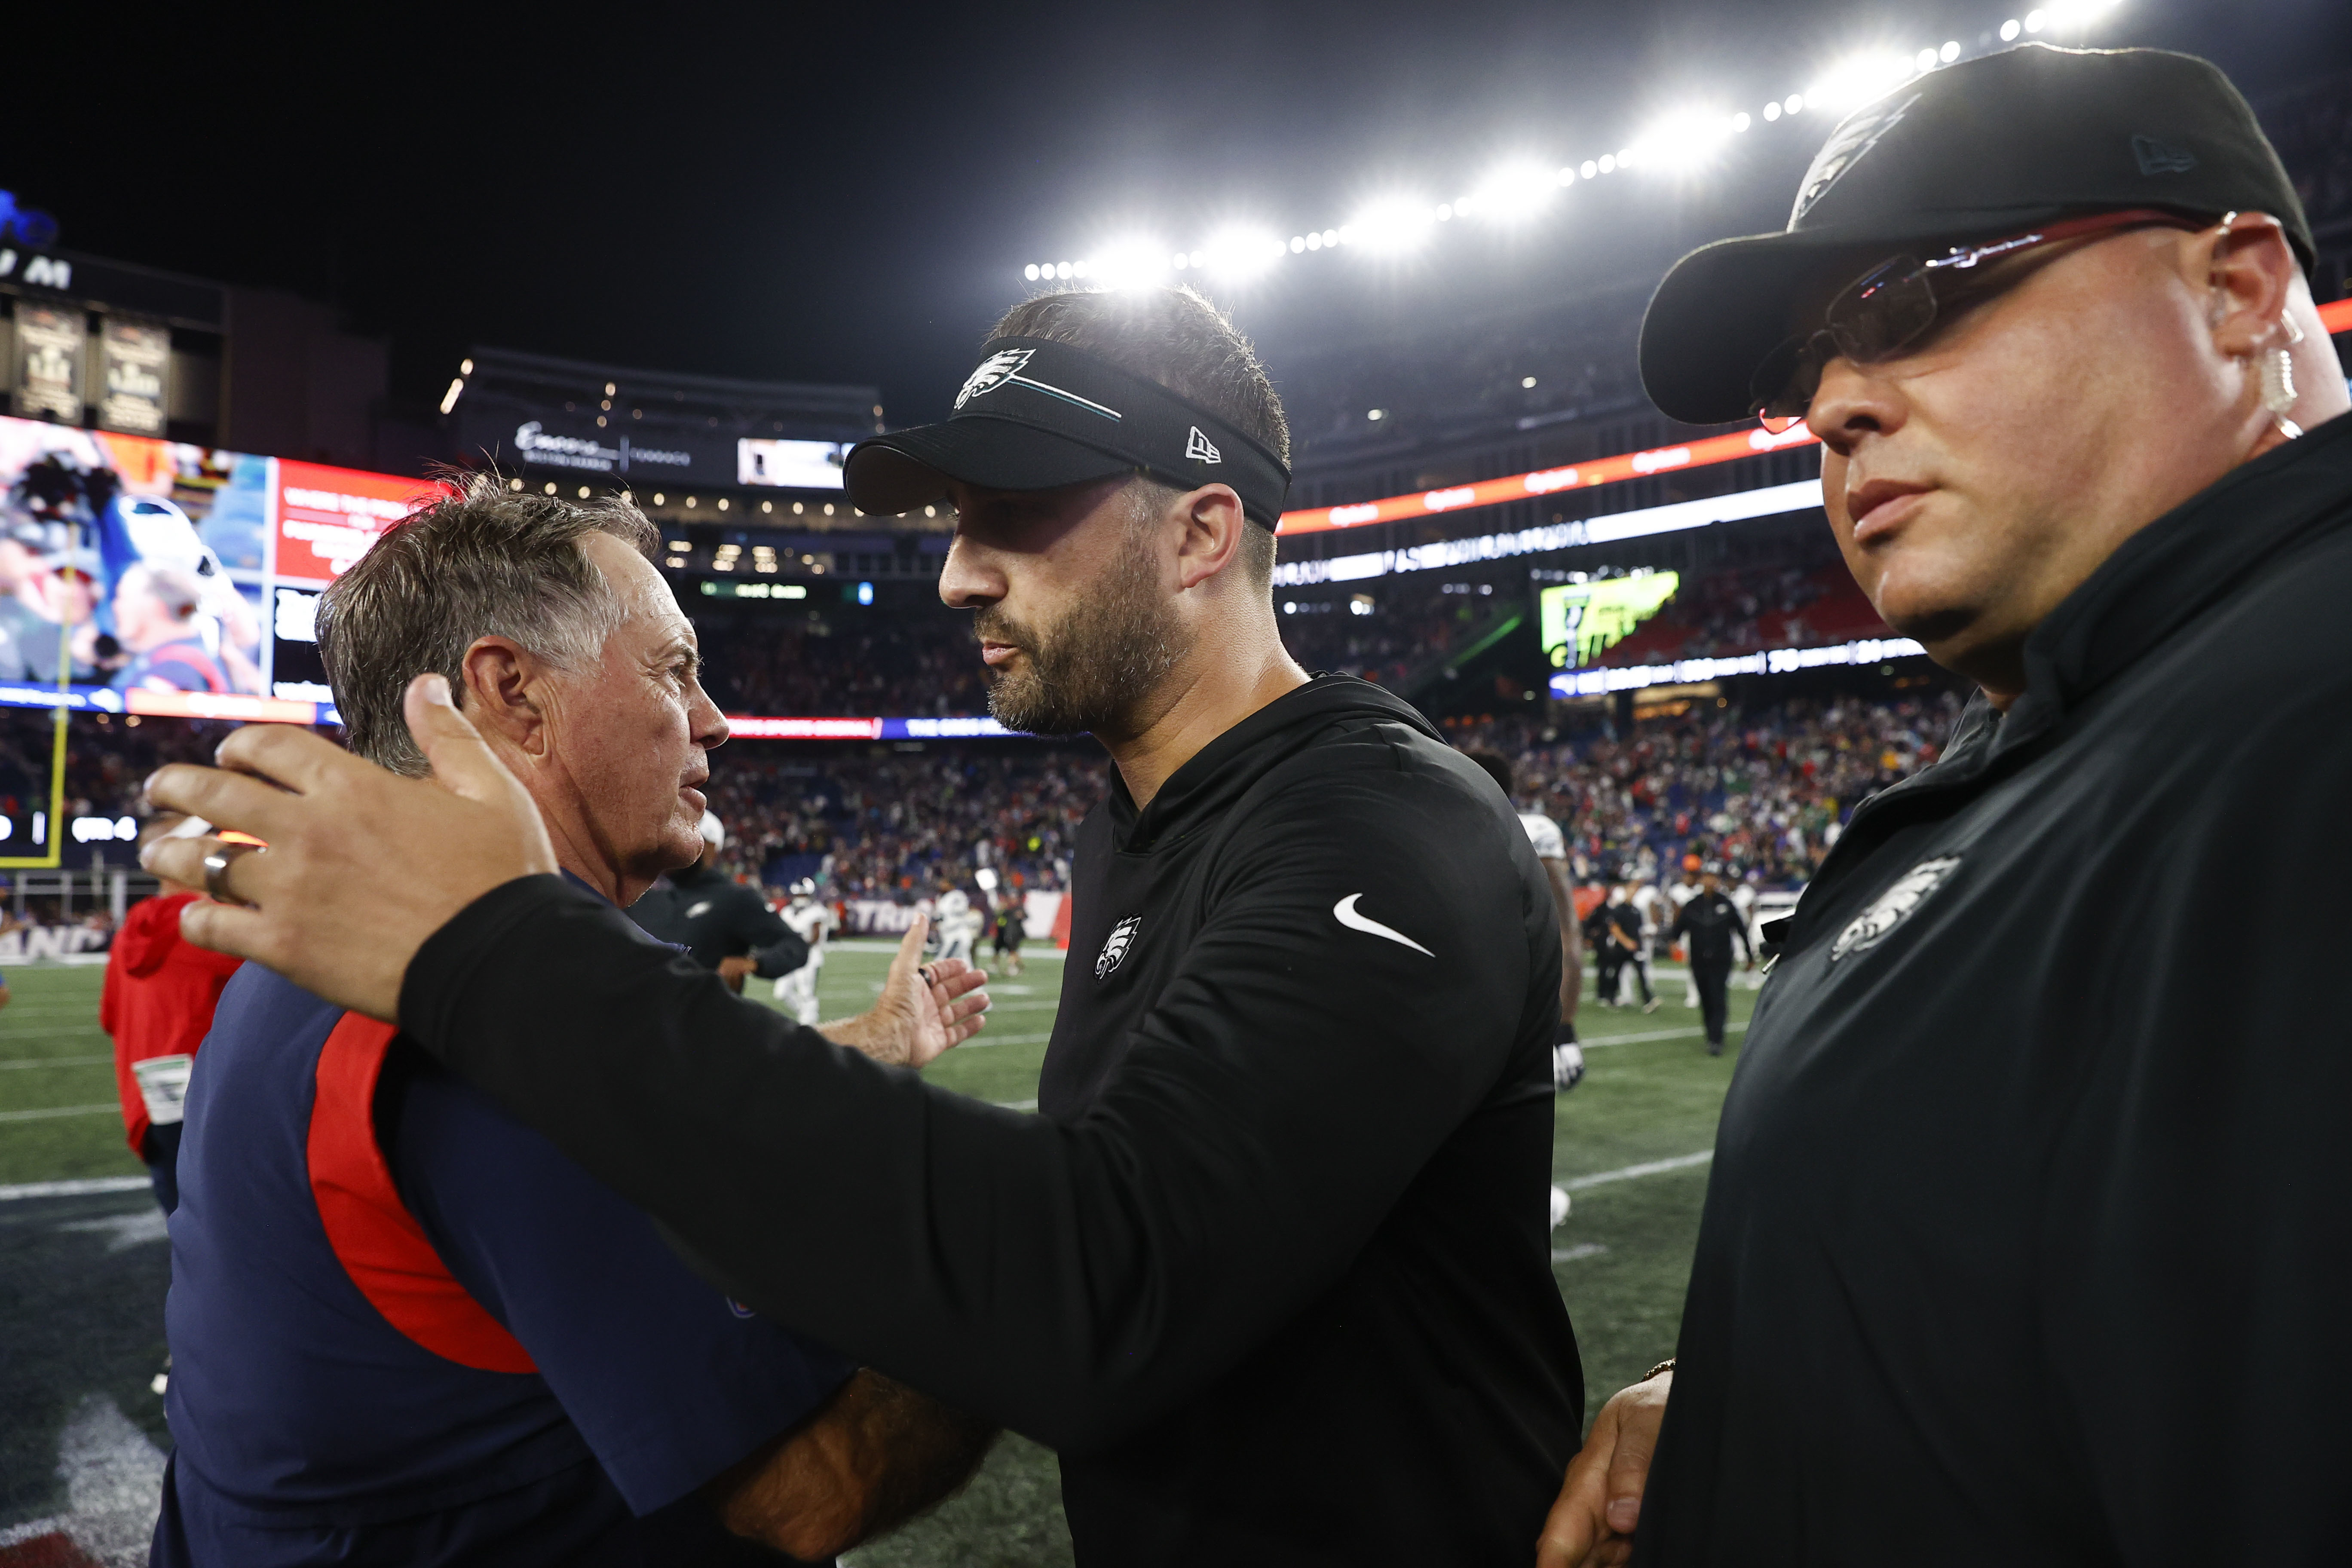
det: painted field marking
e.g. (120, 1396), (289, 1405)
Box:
(0, 1055), (111, 1070)
(0, 1176), (150, 1202)
(1558, 1151), (1714, 1192)
(0, 1103), (118, 1124)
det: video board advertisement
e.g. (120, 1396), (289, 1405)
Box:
(738, 438), (846, 490)
(1538, 572), (1681, 670)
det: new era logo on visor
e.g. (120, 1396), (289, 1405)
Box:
(2132, 134), (2197, 175)
(1186, 426), (1222, 464)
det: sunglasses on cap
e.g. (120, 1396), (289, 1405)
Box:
(1750, 208), (2208, 434)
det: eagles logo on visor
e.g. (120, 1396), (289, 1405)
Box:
(956, 349), (1034, 409)
(846, 336), (1292, 530)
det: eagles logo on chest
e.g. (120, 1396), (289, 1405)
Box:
(1096, 915), (1141, 980)
(1829, 854), (1960, 962)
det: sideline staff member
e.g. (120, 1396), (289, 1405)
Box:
(1663, 863), (1750, 1057)
(146, 287), (1585, 1565)
(628, 811), (808, 991)
(1543, 43), (2352, 1564)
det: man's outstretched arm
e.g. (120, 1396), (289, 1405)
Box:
(146, 677), (1535, 1453)
(707, 1370), (997, 1560)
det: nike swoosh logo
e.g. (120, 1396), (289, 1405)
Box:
(1332, 894), (1434, 957)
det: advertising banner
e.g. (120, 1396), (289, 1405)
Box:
(97, 320), (170, 437)
(271, 459), (440, 586)
(12, 303), (85, 423)
(502, 416), (699, 481)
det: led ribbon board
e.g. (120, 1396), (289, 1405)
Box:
(1280, 425), (1819, 536)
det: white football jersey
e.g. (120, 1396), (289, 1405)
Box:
(782, 900), (835, 951)
(1518, 812), (1566, 862)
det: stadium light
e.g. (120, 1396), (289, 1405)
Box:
(1087, 241), (1171, 290)
(1807, 51), (1920, 113)
(1014, 1), (2128, 283)
(1468, 163), (1561, 221)
(1200, 228), (1286, 277)
(1628, 109), (1744, 172)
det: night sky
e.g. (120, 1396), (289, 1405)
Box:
(17, 0), (2347, 423)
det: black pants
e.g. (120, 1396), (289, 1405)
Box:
(143, 1121), (184, 1216)
(1592, 945), (1622, 1004)
(1621, 948), (1654, 1004)
(1693, 957), (1732, 1047)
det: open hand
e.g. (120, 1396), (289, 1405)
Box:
(819, 916), (988, 1068)
(141, 674), (555, 1021)
(1535, 1369), (1672, 1567)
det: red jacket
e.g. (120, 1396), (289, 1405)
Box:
(101, 892), (243, 1152)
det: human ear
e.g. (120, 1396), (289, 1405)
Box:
(1173, 485), (1246, 592)
(2201, 213), (2299, 360)
(456, 637), (549, 759)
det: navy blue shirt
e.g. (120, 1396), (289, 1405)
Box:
(158, 960), (850, 1565)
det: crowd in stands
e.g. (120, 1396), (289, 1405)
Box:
(1274, 584), (1508, 688)
(697, 608), (988, 717)
(703, 746), (1106, 896)
(1449, 689), (1963, 887)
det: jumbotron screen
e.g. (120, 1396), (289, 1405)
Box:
(1538, 572), (1680, 670)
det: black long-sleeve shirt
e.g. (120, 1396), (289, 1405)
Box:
(1666, 891), (1750, 969)
(1635, 413), (2352, 1563)
(400, 677), (1582, 1565)
(627, 861), (807, 978)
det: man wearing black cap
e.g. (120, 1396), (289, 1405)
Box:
(142, 285), (1585, 1564)
(1662, 864), (1749, 1057)
(1540, 43), (2352, 1566)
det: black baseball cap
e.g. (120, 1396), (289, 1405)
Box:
(1639, 45), (2314, 426)
(845, 337), (1292, 530)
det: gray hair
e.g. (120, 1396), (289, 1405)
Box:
(317, 471), (660, 776)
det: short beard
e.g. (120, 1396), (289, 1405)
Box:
(974, 516), (1191, 738)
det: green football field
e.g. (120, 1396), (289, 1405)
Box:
(0, 944), (1757, 1565)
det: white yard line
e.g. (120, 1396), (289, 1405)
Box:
(1558, 1151), (1714, 1191)
(0, 1176), (151, 1202)
(0, 1055), (111, 1069)
(1580, 1021), (1750, 1048)
(0, 1102), (118, 1124)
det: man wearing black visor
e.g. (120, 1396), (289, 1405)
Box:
(1540, 44), (2352, 1566)
(144, 286), (1586, 1564)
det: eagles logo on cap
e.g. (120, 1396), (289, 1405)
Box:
(956, 349), (1035, 410)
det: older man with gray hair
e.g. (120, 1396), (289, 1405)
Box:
(153, 474), (992, 1567)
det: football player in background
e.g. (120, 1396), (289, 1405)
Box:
(988, 893), (1026, 977)
(929, 881), (984, 965)
(1468, 750), (1582, 1091)
(771, 879), (837, 1027)
(1666, 855), (1703, 1009)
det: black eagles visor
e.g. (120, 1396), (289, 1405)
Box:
(843, 337), (1291, 530)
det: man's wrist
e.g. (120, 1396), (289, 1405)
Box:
(1644, 1358), (1675, 1382)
